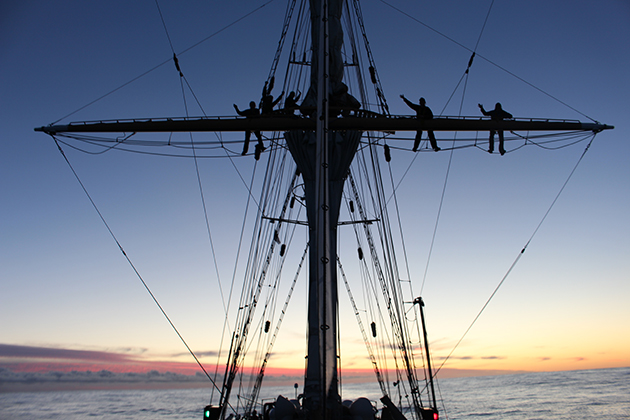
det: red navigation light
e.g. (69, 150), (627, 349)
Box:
(420, 407), (438, 420)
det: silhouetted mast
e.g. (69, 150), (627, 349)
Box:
(33, 2), (614, 420)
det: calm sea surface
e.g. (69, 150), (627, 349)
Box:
(1, 367), (628, 419)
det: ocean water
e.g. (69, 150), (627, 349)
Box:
(1, 367), (628, 419)
(437, 367), (630, 419)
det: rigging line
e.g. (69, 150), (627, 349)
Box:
(219, 150), (287, 413)
(168, 37), (230, 329)
(230, 156), (262, 209)
(435, 134), (598, 375)
(382, 148), (430, 391)
(441, 0), (491, 115)
(240, 155), (294, 371)
(51, 1), (277, 125)
(377, 0), (469, 55)
(338, 256), (388, 396)
(182, 75), (208, 116)
(529, 136), (590, 151)
(381, 73), (468, 209)
(185, 45), (260, 259)
(439, 71), (468, 115)
(51, 136), (222, 394)
(154, 0), (176, 52)
(155, 0), (209, 118)
(213, 161), (260, 390)
(54, 138), (239, 158)
(185, 111), (230, 329)
(246, 244), (308, 413)
(58, 131), (586, 159)
(385, 152), (437, 394)
(384, 149), (421, 208)
(475, 55), (597, 123)
(171, 40), (230, 330)
(377, 0), (597, 123)
(51, 60), (171, 125)
(473, 0), (495, 52)
(177, 0), (277, 57)
(434, 242), (525, 378)
(347, 167), (398, 392)
(524, 134), (596, 249)
(155, 9), (247, 393)
(267, 0), (298, 82)
(421, 71), (471, 294)
(367, 143), (424, 413)
(386, 152), (412, 288)
(65, 136), (236, 150)
(52, 136), (130, 156)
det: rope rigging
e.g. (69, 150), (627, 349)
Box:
(244, 244), (308, 415)
(377, 0), (598, 123)
(38, 2), (615, 420)
(51, 0), (279, 125)
(49, 118), (601, 161)
(218, 147), (304, 415)
(154, 4), (243, 402)
(51, 138), (228, 401)
(345, 162), (427, 414)
(433, 133), (598, 376)
(420, 10), (481, 294)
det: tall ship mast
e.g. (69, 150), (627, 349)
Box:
(35, 1), (613, 420)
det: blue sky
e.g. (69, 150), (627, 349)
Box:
(1, 0), (629, 387)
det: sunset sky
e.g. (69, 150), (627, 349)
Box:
(1, 0), (629, 391)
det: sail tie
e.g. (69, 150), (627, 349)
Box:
(465, 52), (475, 74)
(173, 53), (184, 78)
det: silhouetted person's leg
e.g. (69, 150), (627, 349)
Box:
(255, 131), (264, 150)
(488, 130), (495, 153)
(242, 131), (251, 155)
(413, 131), (422, 152)
(498, 131), (505, 155)
(428, 131), (440, 151)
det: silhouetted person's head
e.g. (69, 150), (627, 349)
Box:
(288, 91), (295, 99)
(249, 101), (256, 109)
(419, 97), (426, 105)
(495, 102), (502, 110)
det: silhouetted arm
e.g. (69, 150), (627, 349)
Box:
(400, 95), (418, 111)
(272, 91), (284, 107)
